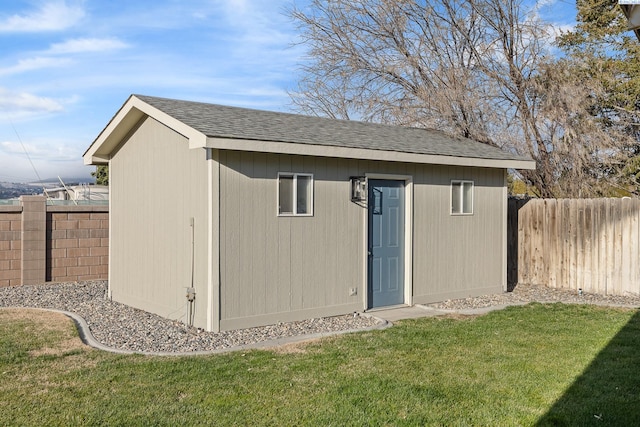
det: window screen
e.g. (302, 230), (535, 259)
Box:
(451, 180), (473, 215)
(278, 173), (313, 216)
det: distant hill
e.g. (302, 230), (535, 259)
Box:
(0, 181), (39, 199)
(30, 177), (96, 186)
(0, 177), (98, 200)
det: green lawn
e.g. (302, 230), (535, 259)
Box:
(2, 303), (640, 426)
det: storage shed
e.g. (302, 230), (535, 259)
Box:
(84, 95), (535, 331)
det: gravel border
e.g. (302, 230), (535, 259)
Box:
(0, 281), (383, 355)
(2, 280), (639, 356)
(425, 284), (640, 311)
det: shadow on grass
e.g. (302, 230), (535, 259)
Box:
(536, 309), (640, 426)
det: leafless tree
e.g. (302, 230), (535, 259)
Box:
(288, 0), (636, 197)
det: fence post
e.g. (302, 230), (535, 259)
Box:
(20, 195), (46, 285)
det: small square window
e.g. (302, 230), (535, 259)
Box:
(451, 180), (473, 215)
(278, 173), (313, 216)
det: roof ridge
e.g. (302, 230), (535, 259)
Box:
(123, 94), (532, 164)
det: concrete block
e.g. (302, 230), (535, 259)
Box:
(0, 231), (19, 241)
(52, 257), (78, 268)
(21, 268), (45, 285)
(78, 219), (101, 229)
(67, 247), (90, 258)
(50, 213), (68, 221)
(90, 264), (108, 275)
(90, 246), (109, 257)
(78, 257), (101, 267)
(49, 230), (67, 240)
(0, 251), (15, 261)
(68, 213), (91, 220)
(0, 269), (20, 280)
(90, 229), (109, 238)
(54, 220), (78, 230)
(22, 258), (46, 270)
(67, 266), (90, 276)
(49, 248), (67, 258)
(66, 229), (90, 239)
(50, 267), (67, 278)
(21, 239), (45, 251)
(79, 237), (101, 248)
(54, 239), (78, 249)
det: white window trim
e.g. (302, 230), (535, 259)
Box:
(451, 180), (474, 215)
(277, 172), (314, 217)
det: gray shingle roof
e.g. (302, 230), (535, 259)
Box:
(135, 94), (530, 162)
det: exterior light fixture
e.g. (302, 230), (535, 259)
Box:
(350, 176), (367, 203)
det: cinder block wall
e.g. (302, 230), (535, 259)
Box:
(0, 208), (22, 286)
(47, 209), (109, 282)
(0, 196), (109, 287)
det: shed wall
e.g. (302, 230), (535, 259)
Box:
(412, 165), (505, 303)
(218, 152), (505, 329)
(109, 117), (210, 329)
(218, 152), (363, 329)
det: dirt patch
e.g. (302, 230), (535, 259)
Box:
(438, 313), (479, 321)
(269, 337), (326, 354)
(0, 308), (68, 329)
(0, 308), (89, 357)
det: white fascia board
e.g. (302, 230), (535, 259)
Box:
(83, 95), (207, 165)
(204, 136), (536, 170)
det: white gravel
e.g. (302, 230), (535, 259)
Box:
(2, 280), (639, 354)
(0, 281), (380, 354)
(426, 284), (640, 310)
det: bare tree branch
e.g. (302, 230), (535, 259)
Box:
(288, 0), (638, 197)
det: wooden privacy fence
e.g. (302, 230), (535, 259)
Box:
(512, 198), (640, 297)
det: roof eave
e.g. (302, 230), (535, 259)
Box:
(621, 4), (640, 41)
(204, 136), (536, 170)
(83, 95), (206, 166)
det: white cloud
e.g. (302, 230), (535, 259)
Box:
(0, 56), (71, 76)
(0, 136), (84, 168)
(0, 37), (129, 77)
(0, 88), (64, 117)
(0, 152), (92, 183)
(0, 140), (44, 157)
(534, 0), (559, 11)
(0, 135), (91, 183)
(47, 37), (130, 54)
(0, 1), (85, 32)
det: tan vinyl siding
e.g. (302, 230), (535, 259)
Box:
(412, 165), (505, 302)
(218, 152), (364, 329)
(109, 117), (210, 329)
(218, 153), (505, 328)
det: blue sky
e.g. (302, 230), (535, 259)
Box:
(0, 0), (577, 183)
